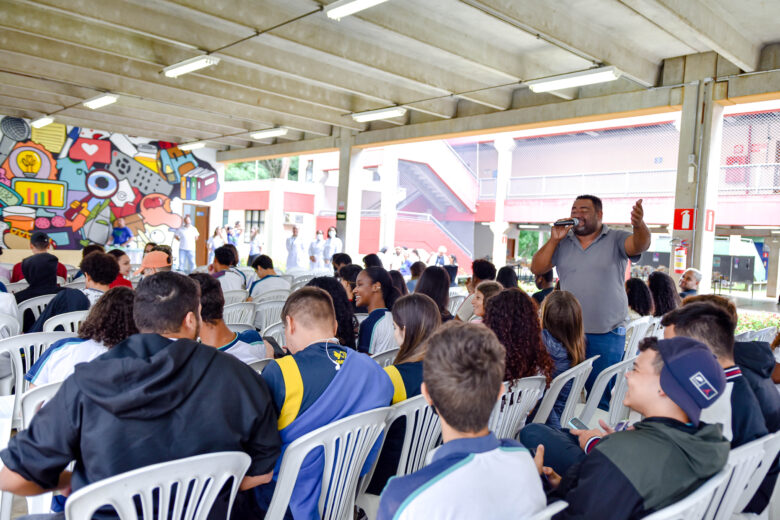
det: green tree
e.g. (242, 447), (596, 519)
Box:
(225, 161), (256, 181)
(516, 230), (542, 259)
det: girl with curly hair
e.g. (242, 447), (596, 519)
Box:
(26, 287), (138, 388)
(625, 277), (654, 319)
(647, 271), (681, 317)
(306, 276), (358, 350)
(483, 288), (554, 385)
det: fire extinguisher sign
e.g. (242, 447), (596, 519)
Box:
(673, 208), (696, 231)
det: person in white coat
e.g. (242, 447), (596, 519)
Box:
(286, 226), (306, 271)
(308, 230), (326, 270)
(323, 226), (343, 267)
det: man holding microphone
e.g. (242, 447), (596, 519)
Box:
(531, 195), (650, 408)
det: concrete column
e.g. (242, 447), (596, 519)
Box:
(670, 54), (723, 293)
(765, 237), (780, 299)
(490, 136), (515, 268)
(336, 127), (363, 259)
(379, 149), (399, 249)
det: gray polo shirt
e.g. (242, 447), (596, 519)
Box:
(551, 225), (639, 334)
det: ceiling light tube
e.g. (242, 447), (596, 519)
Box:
(83, 94), (118, 110)
(251, 128), (289, 140)
(31, 116), (54, 129)
(179, 141), (206, 151)
(163, 55), (221, 78)
(351, 106), (407, 123)
(517, 224), (540, 229)
(526, 66), (622, 93)
(743, 225), (778, 229)
(325, 0), (390, 20)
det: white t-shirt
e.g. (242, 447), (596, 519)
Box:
(175, 225), (200, 251)
(26, 337), (108, 386)
(249, 276), (291, 300)
(218, 330), (266, 364)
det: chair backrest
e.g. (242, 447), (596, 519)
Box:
(623, 316), (652, 360)
(643, 469), (729, 520)
(734, 331), (753, 342)
(754, 326), (777, 343)
(255, 289), (290, 304)
(4, 281), (28, 294)
(371, 348), (399, 368)
(43, 310), (90, 333)
(17, 293), (57, 325)
(488, 376), (547, 439)
(64, 279), (87, 290)
(703, 434), (768, 520)
(222, 289), (248, 305)
(355, 313), (369, 324)
(0, 332), (76, 424)
(0, 394), (15, 520)
(0, 315), (20, 339)
(223, 302), (256, 326)
(263, 321), (285, 346)
(226, 323), (255, 333)
(528, 501), (568, 520)
(254, 301), (286, 331)
(579, 357), (636, 427)
(64, 451), (251, 520)
(291, 274), (315, 291)
(533, 356), (598, 426)
(248, 358), (273, 373)
(447, 294), (466, 315)
(732, 430), (780, 513)
(280, 274), (295, 284)
(20, 381), (63, 430)
(265, 407), (390, 520)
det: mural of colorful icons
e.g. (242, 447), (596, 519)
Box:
(0, 116), (220, 250)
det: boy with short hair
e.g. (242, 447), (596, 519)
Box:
(248, 255), (290, 300)
(378, 322), (546, 520)
(212, 245), (245, 291)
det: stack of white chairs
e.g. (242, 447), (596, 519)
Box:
(223, 289), (248, 305)
(254, 301), (285, 331)
(488, 376), (546, 439)
(533, 356), (598, 427)
(226, 323), (254, 333)
(42, 310), (89, 333)
(255, 289), (290, 304)
(291, 274), (316, 292)
(371, 348), (399, 368)
(223, 302), (256, 326)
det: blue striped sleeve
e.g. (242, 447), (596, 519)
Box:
(25, 338), (84, 383)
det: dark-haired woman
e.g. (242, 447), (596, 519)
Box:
(26, 287), (138, 387)
(389, 270), (409, 297)
(496, 266), (519, 289)
(414, 266), (453, 322)
(107, 249), (133, 288)
(306, 276), (357, 350)
(648, 271), (680, 317)
(483, 288), (554, 384)
(354, 267), (399, 354)
(625, 277), (653, 320)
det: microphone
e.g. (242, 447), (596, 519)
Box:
(553, 218), (579, 227)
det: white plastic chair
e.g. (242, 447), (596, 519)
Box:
(754, 326), (777, 343)
(529, 501), (568, 520)
(223, 302), (256, 326)
(0, 394), (15, 520)
(248, 358), (273, 373)
(291, 274), (316, 291)
(17, 293), (57, 327)
(579, 357), (636, 428)
(64, 279), (86, 290)
(533, 356), (598, 426)
(0, 315), (20, 339)
(0, 332), (76, 427)
(447, 294), (465, 315)
(264, 407), (390, 520)
(733, 331), (753, 342)
(728, 430), (780, 517)
(645, 317), (663, 339)
(223, 289), (248, 305)
(254, 289), (290, 304)
(623, 316), (652, 360)
(371, 348), (399, 368)
(64, 451), (251, 520)
(254, 301), (285, 331)
(644, 469), (729, 519)
(4, 281), (28, 294)
(703, 434), (769, 520)
(226, 323), (255, 333)
(263, 321), (285, 346)
(43, 310), (89, 333)
(280, 274), (294, 285)
(488, 376), (547, 439)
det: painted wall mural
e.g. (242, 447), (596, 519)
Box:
(0, 116), (219, 250)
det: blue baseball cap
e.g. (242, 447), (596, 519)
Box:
(656, 337), (726, 426)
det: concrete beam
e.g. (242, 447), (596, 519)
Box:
(218, 137), (338, 163)
(724, 70), (780, 103)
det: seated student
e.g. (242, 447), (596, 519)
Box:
(331, 252), (352, 277)
(107, 249), (133, 288)
(470, 280), (502, 323)
(496, 265), (519, 289)
(189, 273), (266, 364)
(354, 267), (400, 354)
(648, 271), (680, 317)
(378, 322), (546, 520)
(389, 270), (408, 297)
(134, 250), (172, 277)
(222, 243), (249, 285)
(455, 259), (497, 322)
(306, 277), (357, 350)
(143, 241), (157, 255)
(15, 253), (64, 331)
(0, 272), (282, 519)
(338, 264), (366, 313)
(79, 251), (120, 306)
(625, 277), (654, 320)
(10, 231), (68, 283)
(26, 287), (138, 388)
(69, 244), (105, 281)
(363, 253), (384, 269)
(253, 287), (393, 518)
(366, 293), (441, 495)
(540, 290), (587, 429)
(249, 255), (291, 300)
(405, 260), (426, 293)
(536, 337), (729, 519)
(532, 269), (554, 305)
(414, 266), (453, 322)
(211, 245), (246, 292)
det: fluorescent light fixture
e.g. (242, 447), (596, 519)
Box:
(351, 106), (407, 123)
(31, 116), (54, 129)
(325, 0), (390, 20)
(743, 225), (778, 229)
(526, 66), (622, 93)
(163, 55), (220, 78)
(251, 127), (289, 140)
(517, 224), (540, 229)
(83, 94), (118, 110)
(179, 141), (206, 151)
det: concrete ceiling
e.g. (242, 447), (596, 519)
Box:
(1, 0), (778, 152)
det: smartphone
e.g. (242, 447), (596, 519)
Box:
(263, 336), (287, 358)
(567, 417), (588, 430)
(614, 421), (630, 432)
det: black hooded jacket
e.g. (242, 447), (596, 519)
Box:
(15, 253), (64, 331)
(1, 333), (281, 499)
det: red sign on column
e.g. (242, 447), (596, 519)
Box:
(705, 210), (715, 232)
(673, 208), (696, 231)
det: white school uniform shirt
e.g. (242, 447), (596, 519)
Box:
(309, 238), (325, 269)
(249, 275), (291, 300)
(286, 236), (306, 270)
(218, 330), (265, 364)
(214, 269), (246, 292)
(26, 337), (108, 386)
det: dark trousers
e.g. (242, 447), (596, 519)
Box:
(519, 423), (586, 477)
